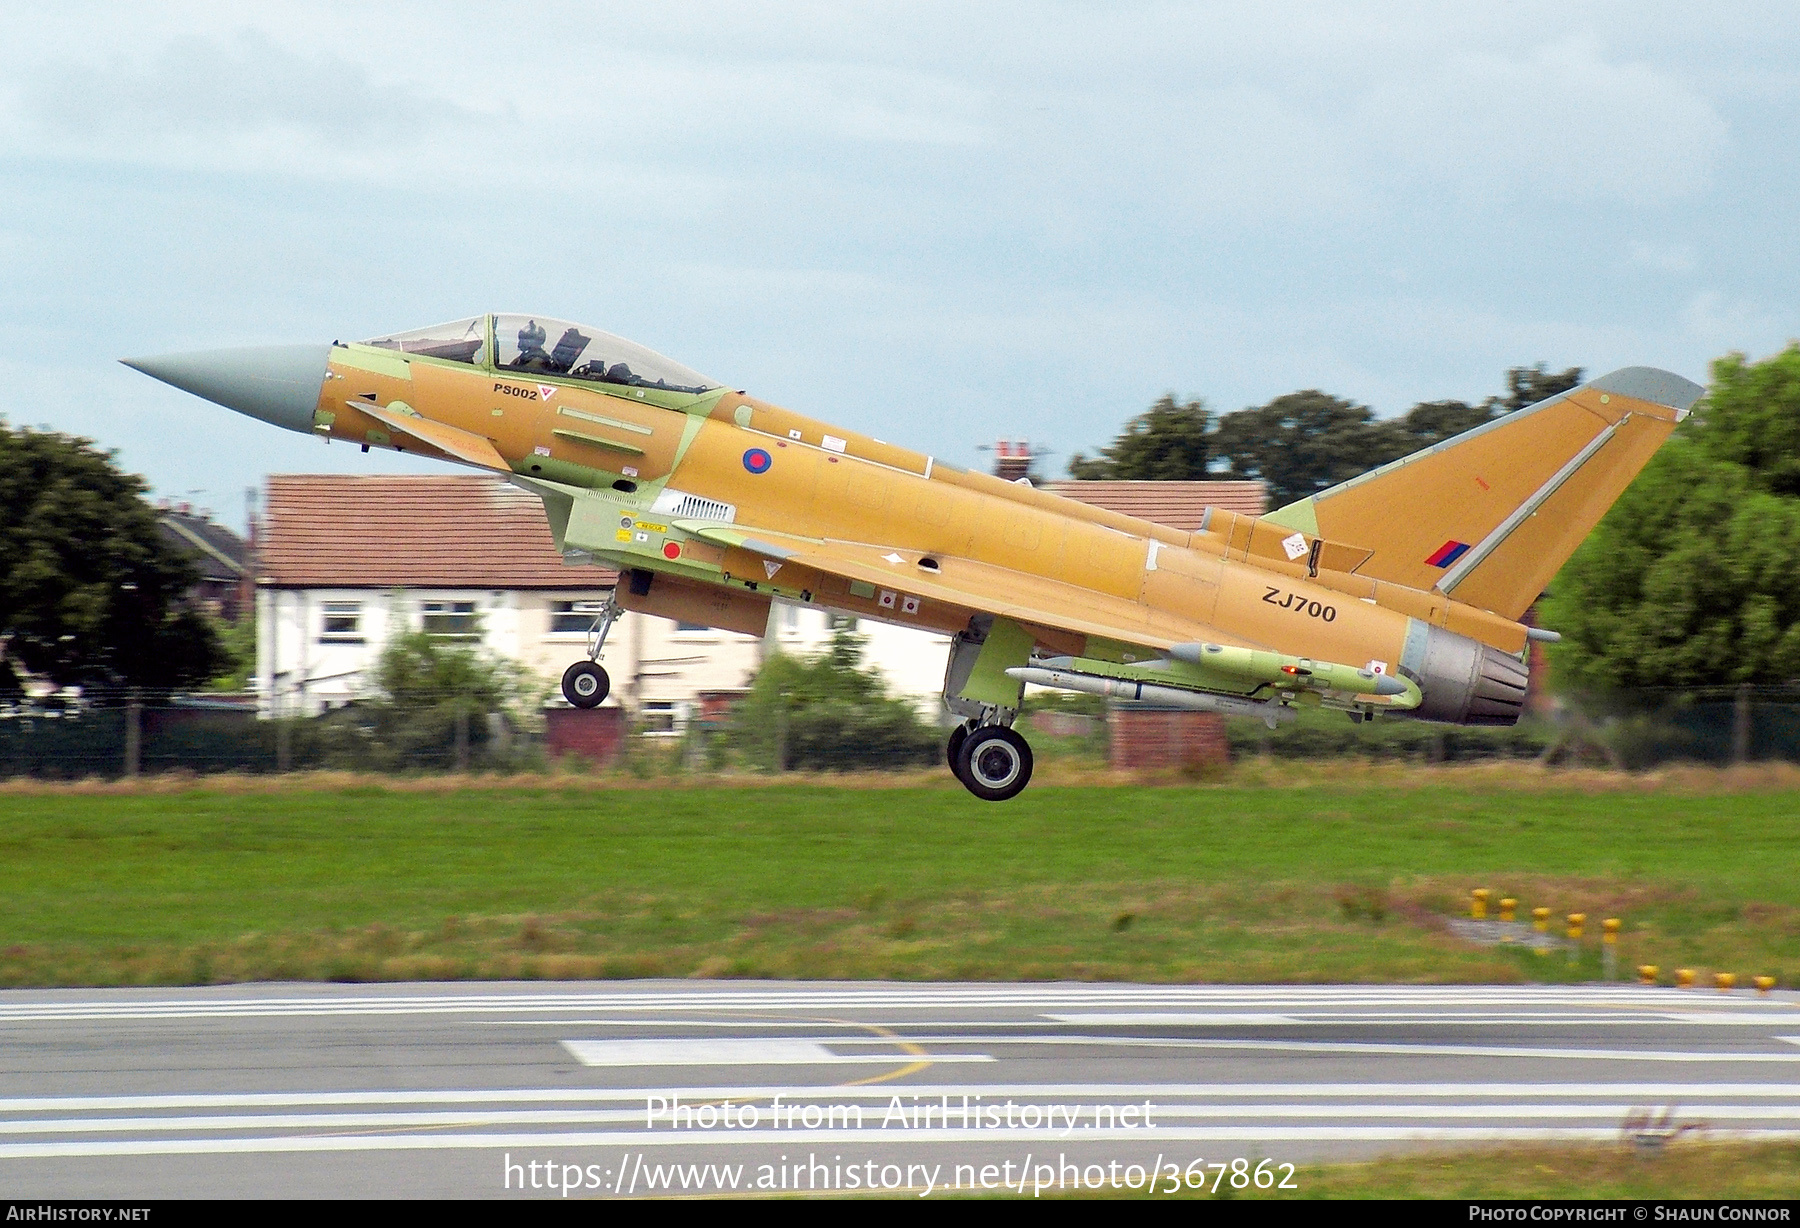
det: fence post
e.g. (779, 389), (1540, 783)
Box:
(1733, 682), (1753, 765)
(275, 718), (292, 773)
(123, 691), (142, 780)
(454, 707), (470, 772)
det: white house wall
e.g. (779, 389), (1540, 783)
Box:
(256, 586), (951, 727)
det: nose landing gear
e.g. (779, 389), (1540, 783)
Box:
(561, 595), (621, 709)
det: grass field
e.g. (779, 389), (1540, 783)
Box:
(1171, 1142), (1800, 1200)
(1, 764), (1797, 987)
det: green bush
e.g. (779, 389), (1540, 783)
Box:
(727, 627), (940, 771)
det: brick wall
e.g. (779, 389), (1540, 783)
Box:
(1107, 707), (1230, 770)
(545, 706), (627, 766)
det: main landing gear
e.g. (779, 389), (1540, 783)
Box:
(947, 719), (1034, 802)
(561, 596), (621, 709)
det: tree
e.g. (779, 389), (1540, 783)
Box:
(0, 422), (223, 695)
(1067, 394), (1211, 480)
(1070, 365), (1586, 509)
(1500, 363), (1585, 414)
(1543, 345), (1800, 692)
(363, 631), (538, 767)
(1208, 391), (1414, 508)
(727, 623), (939, 771)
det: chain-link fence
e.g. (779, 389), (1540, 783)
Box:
(7, 684), (1800, 779)
(0, 691), (547, 778)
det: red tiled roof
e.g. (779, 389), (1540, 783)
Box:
(1041, 480), (1267, 530)
(260, 475), (613, 589)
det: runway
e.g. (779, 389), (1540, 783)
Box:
(3, 980), (1798, 1197)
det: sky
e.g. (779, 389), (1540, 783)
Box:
(3, 2), (1797, 530)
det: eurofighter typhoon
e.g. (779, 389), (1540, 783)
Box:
(126, 315), (1701, 800)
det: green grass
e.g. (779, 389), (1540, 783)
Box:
(1066, 1142), (1800, 1200)
(2, 773), (1798, 985)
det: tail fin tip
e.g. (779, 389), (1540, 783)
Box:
(1590, 367), (1705, 419)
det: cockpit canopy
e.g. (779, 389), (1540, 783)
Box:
(361, 314), (719, 395)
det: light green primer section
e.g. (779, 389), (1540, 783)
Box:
(959, 618), (1034, 708)
(559, 407), (655, 435)
(1262, 496), (1319, 535)
(552, 428), (645, 456)
(1060, 655), (1252, 694)
(1081, 637), (1161, 666)
(670, 410), (708, 469)
(512, 455), (615, 490)
(334, 344), (411, 380)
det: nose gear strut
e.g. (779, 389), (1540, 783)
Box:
(561, 594), (622, 709)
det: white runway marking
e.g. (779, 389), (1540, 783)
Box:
(10, 1125), (1800, 1160)
(0, 984), (1792, 1024)
(5, 1083), (1800, 1114)
(10, 1102), (1800, 1138)
(559, 1039), (993, 1066)
(1044, 1011), (1795, 1028)
(1046, 1013), (1301, 1025)
(820, 1034), (1800, 1063)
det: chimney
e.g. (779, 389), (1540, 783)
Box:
(992, 439), (1034, 483)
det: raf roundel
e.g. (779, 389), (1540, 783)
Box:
(742, 447), (773, 475)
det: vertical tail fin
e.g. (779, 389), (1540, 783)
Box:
(1262, 368), (1704, 620)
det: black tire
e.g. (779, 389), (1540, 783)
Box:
(946, 723), (971, 780)
(955, 726), (1034, 802)
(561, 661), (609, 709)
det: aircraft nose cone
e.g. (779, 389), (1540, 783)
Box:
(121, 343), (333, 434)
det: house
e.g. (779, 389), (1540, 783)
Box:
(158, 503), (251, 622)
(254, 474), (761, 721)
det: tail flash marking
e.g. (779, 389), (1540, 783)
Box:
(1425, 540), (1471, 568)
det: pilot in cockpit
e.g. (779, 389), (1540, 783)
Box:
(513, 319), (550, 368)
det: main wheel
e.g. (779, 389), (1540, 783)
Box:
(561, 661), (609, 708)
(946, 723), (972, 780)
(955, 726), (1034, 802)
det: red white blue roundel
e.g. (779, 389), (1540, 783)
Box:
(742, 448), (773, 474)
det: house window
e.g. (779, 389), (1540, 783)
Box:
(551, 599), (609, 635)
(421, 600), (478, 639)
(320, 602), (363, 642)
(641, 701), (679, 735)
(829, 613), (858, 632)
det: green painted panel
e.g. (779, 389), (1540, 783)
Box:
(958, 618), (1033, 709)
(1262, 497), (1319, 535)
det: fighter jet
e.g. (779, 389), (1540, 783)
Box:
(124, 314), (1701, 800)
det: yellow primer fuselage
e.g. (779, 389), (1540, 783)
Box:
(313, 338), (1536, 715)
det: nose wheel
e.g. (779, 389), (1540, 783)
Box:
(562, 661), (610, 708)
(562, 594), (622, 709)
(953, 725), (1033, 802)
